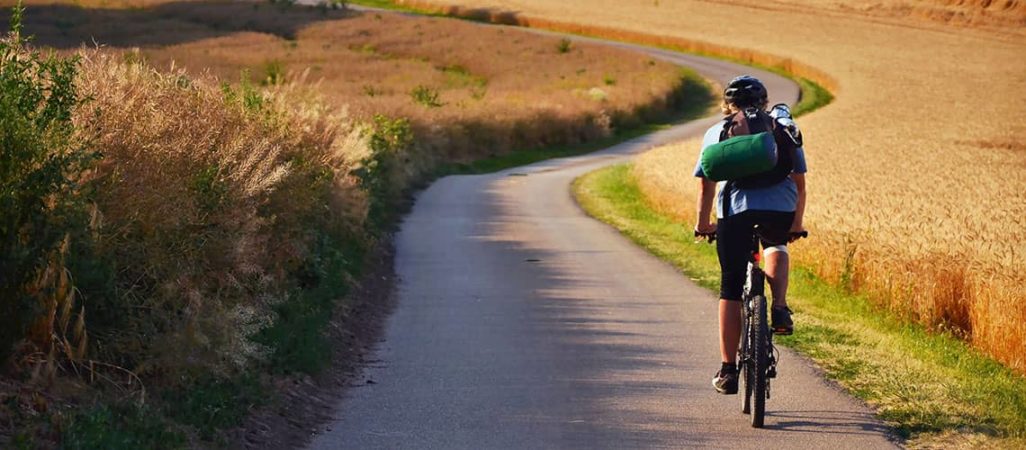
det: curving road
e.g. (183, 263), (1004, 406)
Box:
(308, 24), (898, 450)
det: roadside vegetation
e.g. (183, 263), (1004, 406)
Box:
(574, 164), (1026, 448)
(2, 11), (370, 445)
(5, 0), (691, 165)
(0, 1), (709, 447)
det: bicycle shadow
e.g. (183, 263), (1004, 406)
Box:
(763, 409), (896, 437)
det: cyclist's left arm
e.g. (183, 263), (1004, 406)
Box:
(789, 143), (808, 236)
(791, 173), (806, 235)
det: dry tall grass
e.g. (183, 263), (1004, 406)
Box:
(398, 0), (1026, 375)
(72, 51), (369, 377)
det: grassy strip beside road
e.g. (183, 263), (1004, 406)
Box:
(573, 164), (1026, 448)
(790, 77), (833, 117)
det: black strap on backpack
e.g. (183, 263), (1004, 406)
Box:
(718, 119), (734, 219)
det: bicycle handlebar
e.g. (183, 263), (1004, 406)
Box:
(694, 229), (717, 242)
(693, 229), (809, 243)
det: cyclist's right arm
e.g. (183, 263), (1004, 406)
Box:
(696, 177), (717, 234)
(694, 122), (726, 235)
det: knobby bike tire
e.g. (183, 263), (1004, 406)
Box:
(751, 294), (768, 428)
(740, 309), (752, 414)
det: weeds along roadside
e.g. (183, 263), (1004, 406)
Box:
(2, 20), (371, 446)
(573, 165), (1026, 448)
(0, 6), (717, 447)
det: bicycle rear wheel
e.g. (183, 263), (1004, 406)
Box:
(750, 294), (769, 428)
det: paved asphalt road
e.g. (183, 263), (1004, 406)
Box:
(308, 23), (898, 450)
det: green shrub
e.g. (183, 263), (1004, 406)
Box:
(0, 2), (95, 360)
(355, 114), (414, 226)
(261, 59), (285, 86)
(557, 38), (572, 54)
(410, 85), (442, 108)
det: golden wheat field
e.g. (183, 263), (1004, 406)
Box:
(399, 0), (1026, 375)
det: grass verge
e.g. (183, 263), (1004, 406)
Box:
(791, 77), (834, 117)
(572, 164), (1026, 448)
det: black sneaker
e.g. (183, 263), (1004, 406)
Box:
(772, 306), (794, 335)
(712, 365), (738, 395)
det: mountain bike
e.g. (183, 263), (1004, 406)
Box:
(695, 227), (806, 428)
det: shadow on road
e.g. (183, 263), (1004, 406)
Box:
(765, 410), (894, 436)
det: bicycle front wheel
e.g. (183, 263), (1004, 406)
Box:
(750, 294), (769, 428)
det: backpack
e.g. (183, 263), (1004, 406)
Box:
(719, 107), (798, 189)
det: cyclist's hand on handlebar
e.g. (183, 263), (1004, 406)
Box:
(788, 225), (809, 243)
(694, 222), (717, 243)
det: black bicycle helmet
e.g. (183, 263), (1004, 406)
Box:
(723, 75), (767, 107)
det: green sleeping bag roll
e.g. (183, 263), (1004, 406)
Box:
(700, 131), (778, 182)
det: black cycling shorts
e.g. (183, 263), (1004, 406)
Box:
(716, 210), (795, 301)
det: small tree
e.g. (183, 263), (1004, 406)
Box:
(0, 2), (95, 363)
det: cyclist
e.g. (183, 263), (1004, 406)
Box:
(693, 75), (807, 395)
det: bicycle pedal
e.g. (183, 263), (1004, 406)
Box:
(767, 367), (777, 378)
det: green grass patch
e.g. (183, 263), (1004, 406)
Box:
(791, 77), (833, 117)
(255, 235), (360, 375)
(62, 403), (186, 450)
(348, 0), (446, 15)
(441, 68), (715, 175)
(161, 375), (264, 441)
(573, 164), (1026, 447)
(438, 64), (487, 89)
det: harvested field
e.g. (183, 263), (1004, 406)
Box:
(4, 1), (690, 162)
(395, 0), (1026, 381)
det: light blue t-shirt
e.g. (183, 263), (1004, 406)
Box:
(692, 119), (807, 219)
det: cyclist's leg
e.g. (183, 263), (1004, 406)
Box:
(754, 211), (795, 308)
(763, 248), (789, 309)
(715, 211), (753, 364)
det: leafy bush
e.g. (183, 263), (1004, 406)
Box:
(355, 114), (414, 226)
(0, 4), (95, 361)
(410, 85), (443, 108)
(557, 38), (572, 54)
